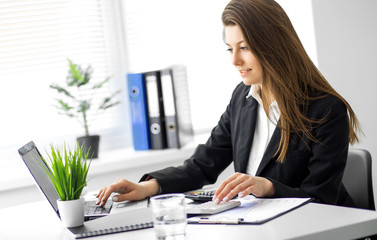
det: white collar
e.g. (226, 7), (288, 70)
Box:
(246, 85), (280, 123)
(246, 84), (263, 105)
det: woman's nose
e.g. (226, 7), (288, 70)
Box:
(231, 51), (242, 66)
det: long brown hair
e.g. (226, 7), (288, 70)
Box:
(222, 0), (361, 163)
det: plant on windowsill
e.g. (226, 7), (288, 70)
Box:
(42, 143), (91, 228)
(50, 58), (121, 158)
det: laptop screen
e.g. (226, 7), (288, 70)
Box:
(18, 141), (59, 214)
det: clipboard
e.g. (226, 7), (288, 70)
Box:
(188, 196), (312, 225)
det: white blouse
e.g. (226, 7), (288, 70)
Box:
(246, 85), (280, 176)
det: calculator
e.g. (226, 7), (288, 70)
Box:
(186, 200), (241, 215)
(184, 189), (216, 202)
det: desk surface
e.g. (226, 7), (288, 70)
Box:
(1, 200), (377, 240)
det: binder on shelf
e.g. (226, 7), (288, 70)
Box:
(145, 71), (168, 149)
(161, 66), (194, 148)
(126, 73), (151, 150)
(160, 69), (179, 148)
(171, 65), (194, 147)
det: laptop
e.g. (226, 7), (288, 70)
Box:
(17, 141), (146, 221)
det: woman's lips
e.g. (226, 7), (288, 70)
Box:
(239, 69), (251, 77)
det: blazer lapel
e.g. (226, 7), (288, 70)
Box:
(237, 97), (258, 173)
(255, 126), (281, 176)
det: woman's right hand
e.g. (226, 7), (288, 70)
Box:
(96, 178), (160, 206)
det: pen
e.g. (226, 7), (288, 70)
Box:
(198, 218), (244, 224)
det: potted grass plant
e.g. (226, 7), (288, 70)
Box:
(50, 58), (121, 158)
(42, 143), (91, 227)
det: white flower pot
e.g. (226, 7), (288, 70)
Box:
(57, 198), (84, 228)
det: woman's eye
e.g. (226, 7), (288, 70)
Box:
(240, 46), (248, 50)
(226, 48), (233, 53)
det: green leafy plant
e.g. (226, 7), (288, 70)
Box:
(42, 144), (91, 201)
(50, 58), (121, 136)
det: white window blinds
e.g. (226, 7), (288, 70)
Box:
(0, 0), (129, 163)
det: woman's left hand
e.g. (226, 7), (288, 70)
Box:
(213, 172), (275, 204)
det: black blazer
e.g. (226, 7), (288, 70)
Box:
(142, 82), (354, 207)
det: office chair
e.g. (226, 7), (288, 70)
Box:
(342, 148), (375, 210)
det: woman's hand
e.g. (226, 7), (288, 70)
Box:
(213, 172), (275, 204)
(96, 178), (160, 206)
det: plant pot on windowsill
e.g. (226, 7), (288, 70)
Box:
(77, 135), (100, 159)
(50, 58), (120, 160)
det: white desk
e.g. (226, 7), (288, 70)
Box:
(1, 200), (377, 240)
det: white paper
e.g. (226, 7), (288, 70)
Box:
(188, 196), (311, 224)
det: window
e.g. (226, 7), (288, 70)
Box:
(0, 0), (129, 167)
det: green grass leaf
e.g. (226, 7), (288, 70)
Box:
(40, 143), (91, 201)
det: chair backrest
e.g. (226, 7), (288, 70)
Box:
(342, 148), (375, 210)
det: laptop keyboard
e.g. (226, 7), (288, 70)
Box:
(85, 200), (112, 215)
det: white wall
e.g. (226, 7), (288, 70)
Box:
(312, 0), (377, 205)
(276, 0), (318, 66)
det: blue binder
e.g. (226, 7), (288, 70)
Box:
(127, 73), (151, 150)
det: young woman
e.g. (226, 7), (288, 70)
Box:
(97, 0), (361, 207)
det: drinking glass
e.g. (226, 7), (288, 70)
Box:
(150, 193), (187, 240)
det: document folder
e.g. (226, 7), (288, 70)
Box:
(145, 71), (167, 149)
(162, 65), (194, 148)
(127, 73), (151, 150)
(160, 69), (179, 148)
